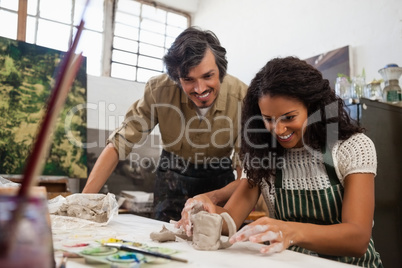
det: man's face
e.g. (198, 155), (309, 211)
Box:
(179, 49), (221, 108)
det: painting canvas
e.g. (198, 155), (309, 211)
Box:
(304, 45), (351, 91)
(0, 36), (87, 179)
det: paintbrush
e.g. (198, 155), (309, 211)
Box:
(0, 0), (89, 257)
(59, 256), (68, 268)
(103, 243), (188, 263)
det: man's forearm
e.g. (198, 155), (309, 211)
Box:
(82, 143), (119, 193)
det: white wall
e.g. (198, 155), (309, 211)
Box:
(155, 0), (199, 13)
(87, 75), (144, 130)
(192, 0), (402, 85)
(88, 0), (402, 130)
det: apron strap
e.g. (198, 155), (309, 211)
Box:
(322, 146), (339, 186)
(275, 146), (339, 188)
(275, 167), (283, 188)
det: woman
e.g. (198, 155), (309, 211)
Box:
(177, 57), (383, 267)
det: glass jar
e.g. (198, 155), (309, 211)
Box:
(351, 75), (366, 100)
(335, 77), (351, 99)
(383, 79), (402, 103)
(0, 195), (54, 268)
(365, 81), (383, 101)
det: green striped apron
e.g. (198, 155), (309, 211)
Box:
(274, 148), (383, 267)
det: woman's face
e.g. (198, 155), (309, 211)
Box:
(258, 94), (308, 148)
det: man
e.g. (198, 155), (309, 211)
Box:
(82, 27), (248, 222)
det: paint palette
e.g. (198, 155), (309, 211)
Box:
(81, 246), (118, 256)
(107, 252), (145, 263)
(56, 238), (180, 267)
(62, 242), (90, 248)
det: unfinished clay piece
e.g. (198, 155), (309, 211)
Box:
(51, 193), (118, 224)
(150, 211), (236, 251)
(150, 225), (190, 242)
(191, 211), (236, 250)
(149, 225), (177, 242)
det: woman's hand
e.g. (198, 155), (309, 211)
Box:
(229, 217), (295, 255)
(174, 194), (216, 236)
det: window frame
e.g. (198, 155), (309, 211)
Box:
(109, 0), (191, 82)
(1, 0), (191, 82)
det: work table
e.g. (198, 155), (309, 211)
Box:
(53, 214), (353, 268)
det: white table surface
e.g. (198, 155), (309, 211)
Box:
(54, 214), (354, 268)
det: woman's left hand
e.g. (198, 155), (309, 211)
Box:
(229, 216), (295, 255)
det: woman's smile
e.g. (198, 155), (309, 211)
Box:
(277, 132), (294, 142)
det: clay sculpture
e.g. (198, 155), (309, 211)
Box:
(191, 211), (236, 250)
(150, 211), (236, 251)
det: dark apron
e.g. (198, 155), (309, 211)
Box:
(153, 149), (235, 222)
(274, 148), (383, 267)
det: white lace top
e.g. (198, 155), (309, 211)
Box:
(260, 133), (377, 217)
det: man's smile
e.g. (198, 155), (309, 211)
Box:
(193, 90), (212, 100)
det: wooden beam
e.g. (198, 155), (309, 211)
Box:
(17, 0), (28, 41)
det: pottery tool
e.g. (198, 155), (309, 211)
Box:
(0, 0), (89, 257)
(103, 243), (188, 263)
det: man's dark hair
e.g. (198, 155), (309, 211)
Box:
(163, 26), (228, 83)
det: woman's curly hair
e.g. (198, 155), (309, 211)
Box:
(240, 56), (364, 186)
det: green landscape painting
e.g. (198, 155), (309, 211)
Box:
(0, 36), (87, 179)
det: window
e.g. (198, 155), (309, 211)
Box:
(0, 0), (190, 82)
(0, 0), (19, 39)
(25, 0), (104, 78)
(111, 0), (189, 82)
